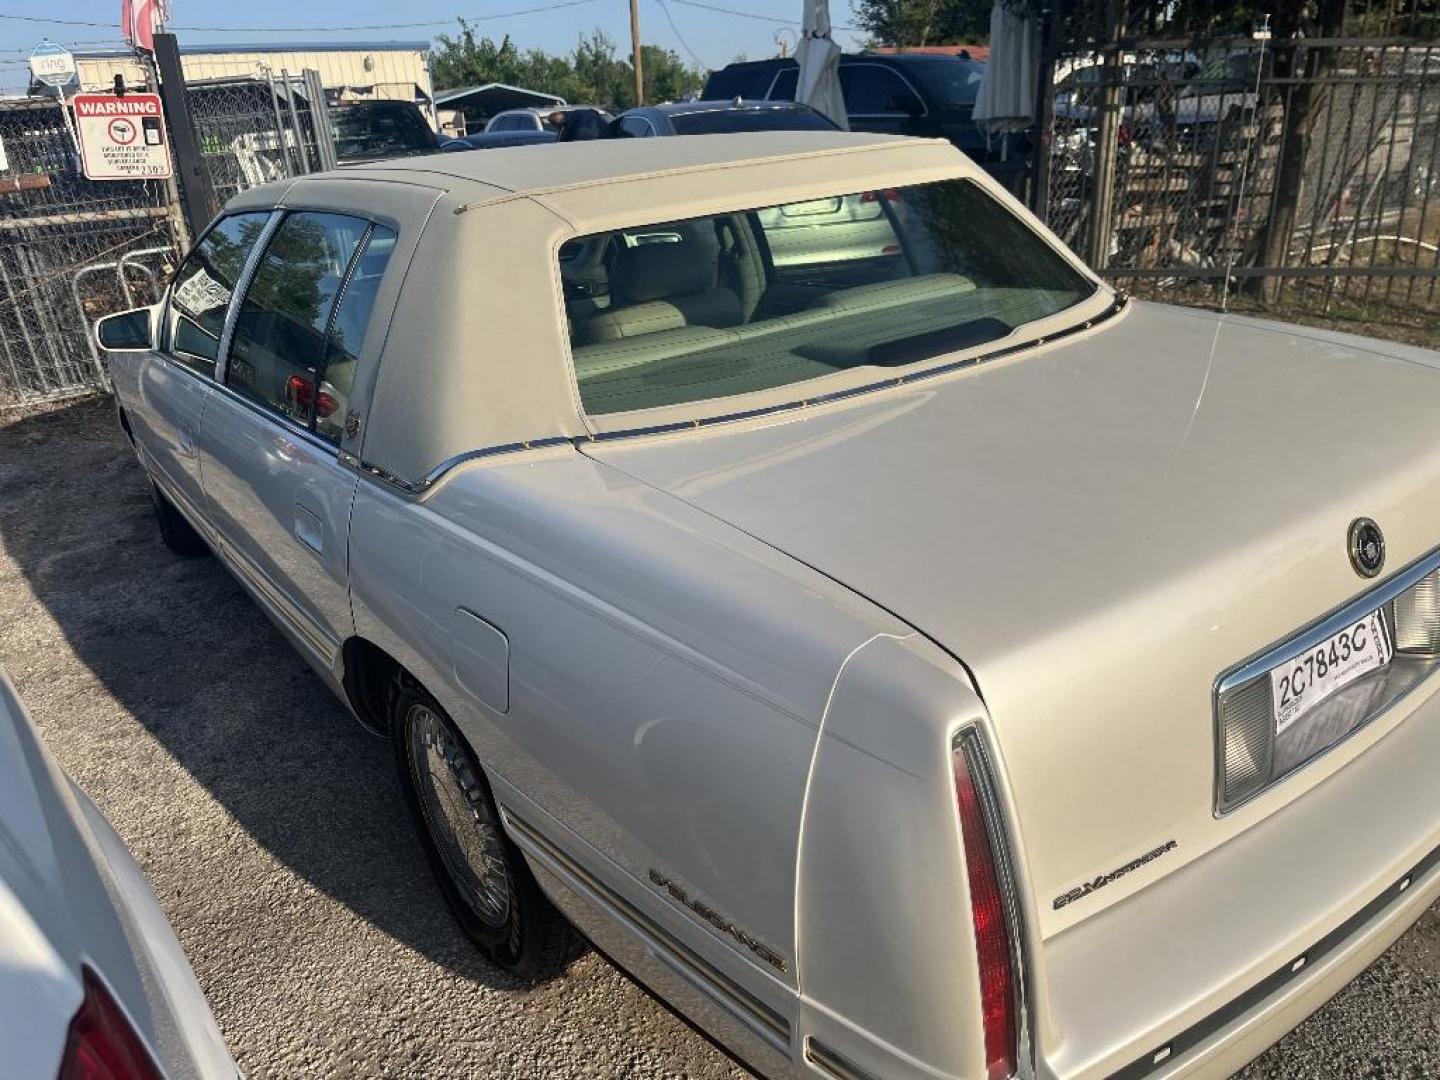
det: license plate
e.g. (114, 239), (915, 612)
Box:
(1271, 608), (1392, 736)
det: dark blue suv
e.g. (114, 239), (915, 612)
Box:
(702, 53), (1004, 163)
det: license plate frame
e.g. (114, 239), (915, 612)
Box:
(1270, 607), (1393, 736)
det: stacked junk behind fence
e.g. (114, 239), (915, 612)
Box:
(0, 30), (1437, 408)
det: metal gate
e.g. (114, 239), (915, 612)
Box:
(0, 69), (332, 410)
(1044, 37), (1440, 330)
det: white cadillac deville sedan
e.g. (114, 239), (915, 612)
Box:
(95, 132), (1440, 1080)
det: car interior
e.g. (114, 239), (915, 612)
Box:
(560, 180), (1096, 416)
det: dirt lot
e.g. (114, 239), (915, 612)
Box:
(2, 397), (1439, 1079)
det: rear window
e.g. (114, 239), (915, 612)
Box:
(332, 103), (435, 161)
(560, 178), (1095, 417)
(669, 108), (837, 135)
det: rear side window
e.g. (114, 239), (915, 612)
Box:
(165, 212), (269, 374)
(226, 212), (395, 443)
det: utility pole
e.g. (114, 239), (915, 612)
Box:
(629, 0), (645, 106)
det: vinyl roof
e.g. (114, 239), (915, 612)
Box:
(362, 130), (913, 196)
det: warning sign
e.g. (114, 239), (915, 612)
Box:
(73, 93), (172, 181)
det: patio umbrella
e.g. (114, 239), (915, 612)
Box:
(972, 0), (1039, 138)
(794, 0), (848, 130)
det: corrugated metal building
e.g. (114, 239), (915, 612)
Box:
(73, 41), (434, 108)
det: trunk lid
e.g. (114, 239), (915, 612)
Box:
(584, 302), (1440, 935)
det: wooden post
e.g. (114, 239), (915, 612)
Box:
(630, 0), (645, 106)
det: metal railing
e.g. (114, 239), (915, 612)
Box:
(1043, 38), (1440, 330)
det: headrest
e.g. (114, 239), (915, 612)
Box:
(610, 242), (713, 305)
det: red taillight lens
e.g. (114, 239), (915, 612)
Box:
(60, 967), (165, 1080)
(954, 739), (1018, 1080)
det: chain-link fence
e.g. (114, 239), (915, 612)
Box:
(1043, 38), (1440, 334)
(190, 69), (333, 205)
(0, 98), (182, 408)
(0, 69), (334, 409)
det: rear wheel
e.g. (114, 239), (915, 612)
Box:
(150, 483), (208, 557)
(392, 682), (581, 981)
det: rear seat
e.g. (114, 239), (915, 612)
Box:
(569, 272), (978, 381)
(583, 242), (742, 343)
(810, 273), (975, 313)
(571, 325), (739, 379)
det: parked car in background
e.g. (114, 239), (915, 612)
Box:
(703, 52), (999, 163)
(97, 133), (1440, 1080)
(442, 128), (557, 151)
(331, 99), (445, 164)
(484, 105), (614, 135)
(613, 99), (837, 137)
(0, 671), (235, 1079)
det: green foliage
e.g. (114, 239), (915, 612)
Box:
(430, 24), (705, 110)
(852, 0), (990, 47)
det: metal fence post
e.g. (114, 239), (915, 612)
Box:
(1030, 2), (1058, 220)
(303, 69), (338, 172)
(1086, 1), (1126, 271)
(153, 32), (218, 240)
(280, 70), (315, 175)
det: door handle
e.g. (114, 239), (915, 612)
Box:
(294, 504), (324, 555)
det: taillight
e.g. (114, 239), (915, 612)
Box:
(284, 374), (337, 420)
(954, 734), (1018, 1080)
(60, 967), (165, 1080)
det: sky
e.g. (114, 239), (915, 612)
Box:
(0, 0), (873, 91)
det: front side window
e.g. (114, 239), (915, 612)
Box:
(841, 66), (924, 115)
(226, 212), (394, 442)
(164, 212), (269, 373)
(560, 179), (1095, 417)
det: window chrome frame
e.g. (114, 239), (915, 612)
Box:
(1213, 544), (1440, 816)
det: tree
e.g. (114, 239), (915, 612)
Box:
(852, 0), (991, 46)
(430, 25), (704, 109)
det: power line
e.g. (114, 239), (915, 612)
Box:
(653, 0), (710, 70)
(0, 1), (598, 35)
(666, 0), (858, 32)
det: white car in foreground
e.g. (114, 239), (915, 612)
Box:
(0, 672), (235, 1079)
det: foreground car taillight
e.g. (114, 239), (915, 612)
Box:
(954, 732), (1020, 1080)
(60, 967), (164, 1080)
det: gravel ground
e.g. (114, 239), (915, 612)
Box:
(2, 397), (1439, 1079)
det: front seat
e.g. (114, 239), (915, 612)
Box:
(584, 241), (742, 343)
